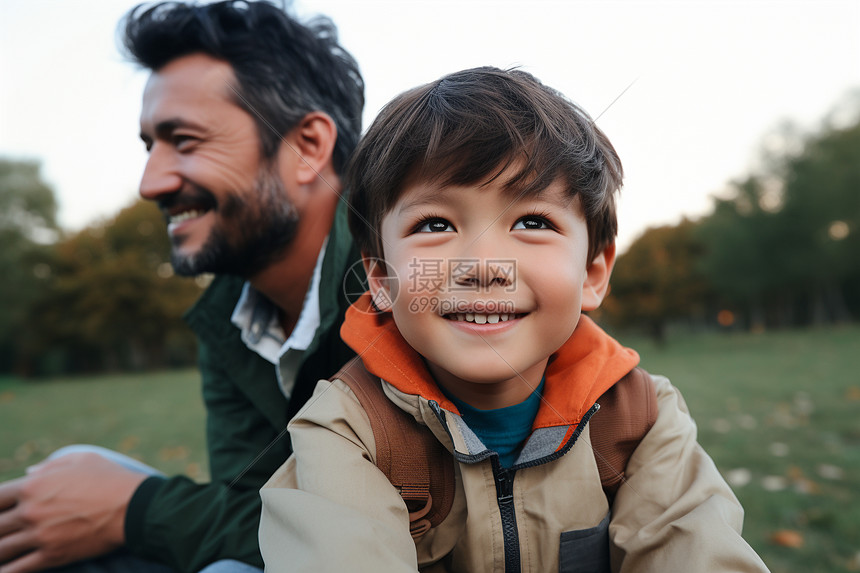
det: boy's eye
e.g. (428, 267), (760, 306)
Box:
(512, 216), (551, 230)
(416, 218), (454, 233)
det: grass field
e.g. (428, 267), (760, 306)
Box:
(627, 325), (860, 572)
(0, 370), (209, 482)
(2, 326), (858, 571)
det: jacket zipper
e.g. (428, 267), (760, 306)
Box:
(428, 400), (599, 572)
(492, 458), (520, 572)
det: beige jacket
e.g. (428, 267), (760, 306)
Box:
(260, 310), (769, 573)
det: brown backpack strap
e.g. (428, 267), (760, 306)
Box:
(589, 367), (658, 499)
(331, 356), (455, 538)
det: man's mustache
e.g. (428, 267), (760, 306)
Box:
(157, 184), (217, 220)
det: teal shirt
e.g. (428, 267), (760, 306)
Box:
(442, 379), (545, 468)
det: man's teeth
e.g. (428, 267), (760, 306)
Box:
(452, 313), (515, 323)
(169, 210), (205, 224)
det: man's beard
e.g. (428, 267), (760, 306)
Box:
(169, 169), (300, 278)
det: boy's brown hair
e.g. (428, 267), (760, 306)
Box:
(346, 66), (623, 264)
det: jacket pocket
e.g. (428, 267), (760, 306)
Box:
(558, 512), (610, 573)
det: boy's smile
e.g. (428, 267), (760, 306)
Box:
(367, 170), (615, 409)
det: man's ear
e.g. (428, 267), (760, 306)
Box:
(362, 254), (394, 312)
(281, 111), (338, 186)
(581, 242), (616, 311)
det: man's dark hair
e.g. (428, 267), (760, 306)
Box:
(122, 0), (364, 175)
(347, 66), (623, 264)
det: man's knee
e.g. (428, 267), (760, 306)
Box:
(197, 560), (263, 573)
(49, 444), (117, 461)
(48, 445), (163, 476)
(42, 549), (176, 573)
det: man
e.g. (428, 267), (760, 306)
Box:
(0, 2), (364, 572)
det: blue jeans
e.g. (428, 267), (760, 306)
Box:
(47, 553), (260, 573)
(45, 445), (262, 573)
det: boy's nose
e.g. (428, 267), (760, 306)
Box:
(452, 259), (515, 289)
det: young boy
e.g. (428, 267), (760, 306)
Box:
(259, 67), (769, 572)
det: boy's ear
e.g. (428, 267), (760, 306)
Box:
(362, 254), (394, 312)
(281, 111), (338, 186)
(581, 242), (616, 311)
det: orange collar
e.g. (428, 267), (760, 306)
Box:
(340, 293), (639, 428)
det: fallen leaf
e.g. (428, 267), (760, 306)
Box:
(762, 475), (788, 491)
(159, 446), (189, 461)
(0, 391), (15, 404)
(793, 392), (814, 416)
(725, 468), (752, 488)
(769, 442), (790, 457)
(787, 466), (805, 480)
(770, 403), (799, 428)
(711, 418), (731, 433)
(14, 441), (37, 462)
(792, 478), (819, 495)
(817, 463), (845, 480)
(119, 436), (139, 453)
(736, 414), (757, 430)
(770, 530), (804, 548)
(186, 462), (201, 480)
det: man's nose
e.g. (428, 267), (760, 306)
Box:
(139, 145), (182, 201)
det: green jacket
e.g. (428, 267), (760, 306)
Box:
(124, 202), (362, 572)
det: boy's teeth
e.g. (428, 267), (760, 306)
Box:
(451, 312), (517, 323)
(170, 209), (204, 224)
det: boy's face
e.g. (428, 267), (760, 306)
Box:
(367, 170), (615, 409)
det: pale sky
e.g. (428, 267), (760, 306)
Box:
(1, 0), (858, 251)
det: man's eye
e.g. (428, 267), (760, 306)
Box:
(173, 135), (197, 150)
(512, 216), (551, 230)
(416, 219), (454, 233)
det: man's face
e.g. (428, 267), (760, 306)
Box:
(138, 53), (298, 277)
(368, 171), (611, 409)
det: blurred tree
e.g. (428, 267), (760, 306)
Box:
(604, 219), (709, 343)
(696, 176), (789, 329)
(0, 159), (59, 373)
(0, 159), (58, 238)
(697, 112), (860, 329)
(604, 95), (859, 335)
(779, 120), (860, 323)
(22, 200), (206, 375)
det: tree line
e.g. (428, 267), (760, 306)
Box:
(2, 97), (857, 376)
(602, 99), (860, 342)
(0, 160), (204, 376)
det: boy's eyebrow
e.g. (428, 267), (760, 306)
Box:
(396, 187), (455, 215)
(396, 184), (576, 215)
(532, 186), (577, 209)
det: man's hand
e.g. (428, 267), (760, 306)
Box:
(0, 452), (148, 573)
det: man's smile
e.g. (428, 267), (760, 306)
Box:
(168, 208), (207, 225)
(159, 186), (218, 232)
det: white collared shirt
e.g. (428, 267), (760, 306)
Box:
(230, 238), (328, 398)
